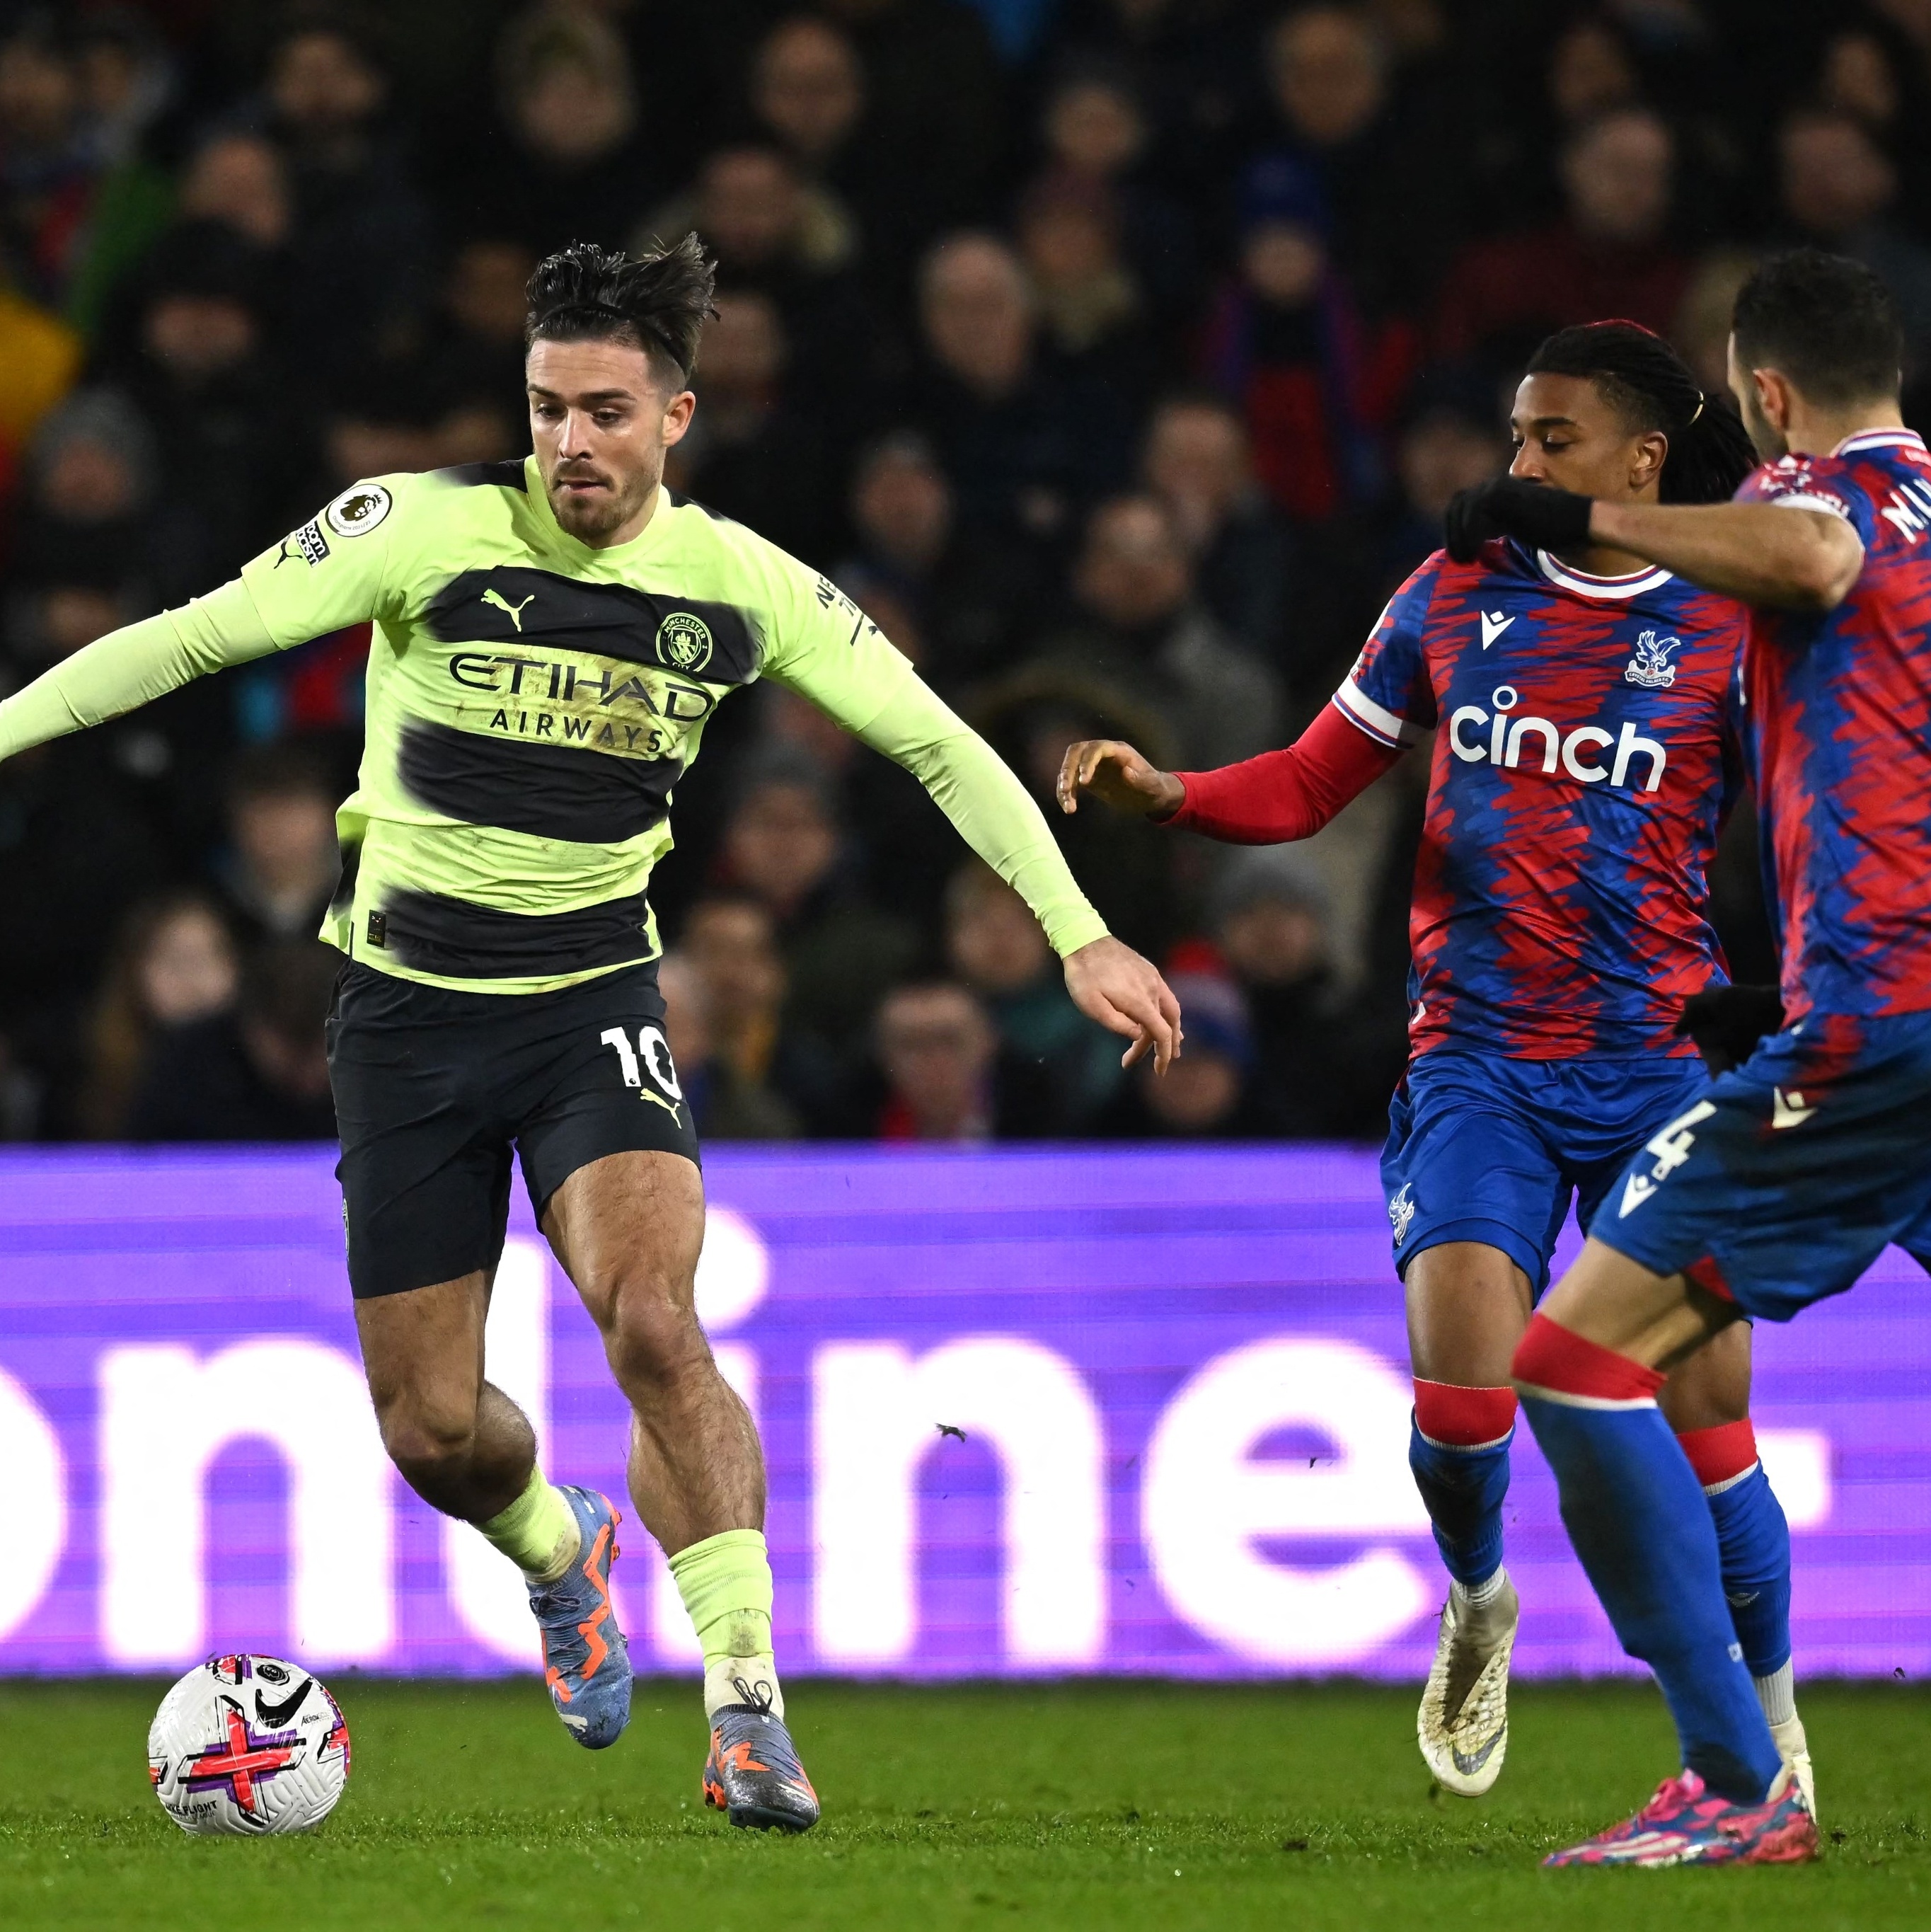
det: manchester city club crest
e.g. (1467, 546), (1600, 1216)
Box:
(325, 483), (392, 539)
(656, 610), (714, 674)
(1623, 629), (1683, 689)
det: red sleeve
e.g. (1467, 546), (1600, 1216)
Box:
(1165, 700), (1404, 844)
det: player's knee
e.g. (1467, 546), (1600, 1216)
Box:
(599, 1269), (708, 1391)
(374, 1390), (480, 1483)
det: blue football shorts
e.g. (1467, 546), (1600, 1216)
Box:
(1380, 1049), (1717, 1296)
(1598, 1006), (1931, 1321)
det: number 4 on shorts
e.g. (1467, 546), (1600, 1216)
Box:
(1618, 1099), (1716, 1219)
(599, 1025), (684, 1102)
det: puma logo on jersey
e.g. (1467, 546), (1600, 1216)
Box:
(1479, 611), (1515, 650)
(1771, 1088), (1815, 1129)
(483, 587), (536, 631)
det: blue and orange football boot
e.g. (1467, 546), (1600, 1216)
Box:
(702, 1679), (819, 1832)
(527, 1486), (630, 1749)
(1544, 1766), (1818, 1868)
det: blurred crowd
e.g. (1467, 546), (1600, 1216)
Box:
(0, 0), (1908, 1143)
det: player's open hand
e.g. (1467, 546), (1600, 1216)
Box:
(1064, 936), (1183, 1073)
(1056, 740), (1186, 820)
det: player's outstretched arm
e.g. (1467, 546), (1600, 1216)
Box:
(1445, 475), (1864, 611)
(1059, 704), (1400, 845)
(0, 580), (279, 762)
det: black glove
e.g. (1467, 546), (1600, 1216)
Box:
(1443, 476), (1595, 564)
(1675, 985), (1786, 1075)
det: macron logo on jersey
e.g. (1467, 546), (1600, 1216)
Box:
(1448, 684), (1668, 791)
(1479, 611), (1516, 650)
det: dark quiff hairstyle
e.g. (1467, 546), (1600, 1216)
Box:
(1525, 321), (1758, 505)
(1732, 248), (1903, 408)
(524, 235), (717, 386)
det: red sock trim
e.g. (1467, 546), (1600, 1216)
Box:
(1412, 1379), (1518, 1447)
(1511, 1312), (1667, 1404)
(1684, 1255), (1736, 1302)
(1676, 1419), (1759, 1488)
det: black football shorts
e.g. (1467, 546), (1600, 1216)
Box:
(326, 958), (701, 1299)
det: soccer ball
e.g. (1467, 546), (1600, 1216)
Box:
(148, 1654), (351, 1835)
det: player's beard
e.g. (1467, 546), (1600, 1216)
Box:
(1738, 387), (1787, 464)
(548, 462), (655, 541)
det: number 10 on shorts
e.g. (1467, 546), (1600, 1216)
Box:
(599, 1025), (683, 1101)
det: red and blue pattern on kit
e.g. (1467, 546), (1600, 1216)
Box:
(1734, 430), (1931, 1025)
(1343, 538), (1746, 1059)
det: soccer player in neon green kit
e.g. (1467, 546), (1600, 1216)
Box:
(0, 238), (1182, 1830)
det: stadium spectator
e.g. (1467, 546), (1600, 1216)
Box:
(1197, 156), (1390, 524)
(1139, 391), (1296, 669)
(1777, 108), (1931, 382)
(681, 894), (844, 1134)
(715, 754), (920, 1053)
(126, 937), (339, 1142)
(488, 5), (660, 255)
(248, 9), (434, 393)
(1013, 171), (1154, 395)
(1372, 366), (1509, 593)
(102, 222), (304, 605)
(175, 132), (294, 254)
(838, 430), (1037, 690)
(211, 745), (342, 951)
(867, 979), (1056, 1140)
(671, 288), (836, 565)
(1434, 105), (1688, 367)
(944, 858), (1119, 1127)
(77, 891), (239, 1139)
(657, 948), (801, 1140)
(1028, 493), (1281, 773)
(1095, 969), (1265, 1137)
(0, 18), (108, 311)
(901, 231), (1133, 554)
(1035, 62), (1197, 324)
(1210, 845), (1400, 1137)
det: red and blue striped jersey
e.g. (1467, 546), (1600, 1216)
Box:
(1735, 429), (1931, 1025)
(1342, 539), (1746, 1059)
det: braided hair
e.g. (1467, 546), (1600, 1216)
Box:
(1525, 321), (1757, 505)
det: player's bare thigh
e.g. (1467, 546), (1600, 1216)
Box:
(354, 1270), (490, 1450)
(1410, 1236), (1751, 1416)
(541, 1148), (707, 1343)
(1406, 1240), (1534, 1386)
(1536, 1236), (1741, 1372)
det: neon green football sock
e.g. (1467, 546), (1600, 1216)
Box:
(478, 1466), (580, 1582)
(669, 1528), (783, 1720)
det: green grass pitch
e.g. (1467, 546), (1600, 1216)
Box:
(2, 1679), (1927, 1929)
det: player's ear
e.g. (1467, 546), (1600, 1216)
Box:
(1632, 428), (1668, 493)
(661, 388), (696, 447)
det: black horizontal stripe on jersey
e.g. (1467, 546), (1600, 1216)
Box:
(376, 885), (656, 979)
(423, 568), (759, 683)
(398, 721), (678, 844)
(434, 460), (529, 490)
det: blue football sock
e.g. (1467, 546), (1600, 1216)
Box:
(1706, 1464), (1794, 1681)
(1518, 1388), (1783, 1801)
(1408, 1417), (1511, 1586)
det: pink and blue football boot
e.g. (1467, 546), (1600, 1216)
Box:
(528, 1487), (630, 1749)
(1545, 1767), (1818, 1868)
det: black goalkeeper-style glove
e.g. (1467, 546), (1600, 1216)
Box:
(1443, 476), (1595, 564)
(1675, 985), (1786, 1075)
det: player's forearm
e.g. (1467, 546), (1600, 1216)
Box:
(0, 579), (278, 760)
(1589, 500), (1864, 610)
(859, 682), (1109, 957)
(1169, 703), (1401, 844)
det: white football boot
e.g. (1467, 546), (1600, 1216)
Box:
(1770, 1712), (1817, 1825)
(1417, 1570), (1519, 1796)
